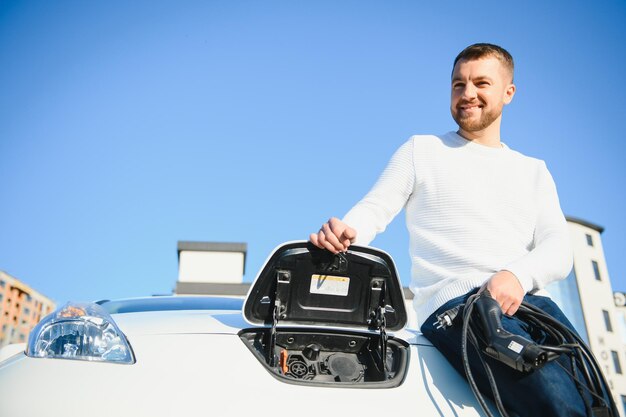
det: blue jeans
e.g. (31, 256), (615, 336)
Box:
(421, 290), (589, 417)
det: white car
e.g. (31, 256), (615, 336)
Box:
(0, 242), (488, 417)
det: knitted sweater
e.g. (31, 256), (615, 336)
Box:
(342, 132), (573, 327)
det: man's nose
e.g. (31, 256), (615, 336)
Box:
(462, 84), (477, 100)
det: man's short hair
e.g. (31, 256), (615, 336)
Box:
(453, 43), (514, 81)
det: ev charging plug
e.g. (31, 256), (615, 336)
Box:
(475, 291), (548, 373)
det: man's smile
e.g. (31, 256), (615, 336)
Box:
(458, 103), (483, 115)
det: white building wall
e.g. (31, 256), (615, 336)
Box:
(178, 251), (245, 284)
(567, 220), (626, 412)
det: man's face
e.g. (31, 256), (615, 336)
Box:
(450, 57), (515, 133)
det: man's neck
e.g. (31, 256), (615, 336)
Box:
(457, 122), (503, 148)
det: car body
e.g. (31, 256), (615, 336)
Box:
(0, 242), (489, 416)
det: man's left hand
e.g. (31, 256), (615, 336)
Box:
(482, 270), (525, 316)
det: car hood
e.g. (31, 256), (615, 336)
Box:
(110, 308), (430, 346)
(111, 309), (249, 336)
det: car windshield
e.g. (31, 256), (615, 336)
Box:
(98, 296), (244, 314)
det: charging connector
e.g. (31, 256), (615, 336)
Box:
(474, 292), (548, 372)
(460, 291), (618, 417)
(435, 305), (462, 329)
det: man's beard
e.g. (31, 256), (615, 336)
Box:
(451, 103), (502, 132)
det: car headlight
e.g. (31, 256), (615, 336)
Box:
(26, 302), (135, 364)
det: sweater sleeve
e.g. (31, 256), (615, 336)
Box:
(503, 162), (573, 292)
(342, 138), (415, 246)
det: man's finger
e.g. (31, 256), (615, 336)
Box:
(309, 233), (322, 248)
(327, 217), (342, 231)
(500, 300), (513, 315)
(310, 232), (340, 253)
(505, 301), (520, 316)
(343, 226), (357, 241)
(322, 222), (346, 252)
(317, 230), (339, 253)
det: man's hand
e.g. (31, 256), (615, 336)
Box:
(309, 217), (357, 254)
(481, 270), (525, 316)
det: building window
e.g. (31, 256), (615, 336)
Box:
(586, 234), (594, 246)
(592, 260), (602, 281)
(0, 293), (3, 302)
(25, 294), (32, 302)
(23, 307), (30, 316)
(612, 351), (623, 374)
(0, 280), (4, 288)
(603, 310), (614, 332)
(19, 333), (25, 342)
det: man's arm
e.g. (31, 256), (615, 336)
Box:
(486, 161), (573, 315)
(310, 138), (416, 252)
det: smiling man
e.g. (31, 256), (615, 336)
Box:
(309, 44), (585, 416)
(451, 52), (515, 145)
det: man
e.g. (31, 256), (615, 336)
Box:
(310, 44), (583, 416)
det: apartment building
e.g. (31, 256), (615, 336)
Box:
(547, 217), (626, 413)
(0, 271), (56, 347)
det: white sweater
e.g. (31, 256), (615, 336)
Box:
(343, 132), (573, 327)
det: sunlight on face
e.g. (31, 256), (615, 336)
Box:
(450, 57), (515, 133)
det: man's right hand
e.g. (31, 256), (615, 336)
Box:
(309, 217), (357, 254)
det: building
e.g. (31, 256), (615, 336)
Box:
(547, 217), (626, 414)
(174, 241), (249, 296)
(0, 271), (56, 347)
(614, 293), (626, 348)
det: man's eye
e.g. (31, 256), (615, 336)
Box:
(453, 83), (464, 89)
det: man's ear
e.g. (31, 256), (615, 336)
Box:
(503, 83), (516, 105)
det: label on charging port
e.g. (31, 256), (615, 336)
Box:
(310, 274), (350, 296)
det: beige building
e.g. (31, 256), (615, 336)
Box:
(174, 241), (249, 296)
(547, 217), (626, 414)
(0, 271), (56, 347)
(614, 293), (626, 356)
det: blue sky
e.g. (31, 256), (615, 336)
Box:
(1, 1), (625, 304)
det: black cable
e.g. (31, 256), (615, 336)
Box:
(461, 294), (497, 417)
(564, 352), (594, 416)
(523, 304), (609, 405)
(455, 295), (619, 417)
(469, 328), (510, 417)
(521, 302), (618, 415)
(551, 353), (608, 406)
(576, 343), (615, 411)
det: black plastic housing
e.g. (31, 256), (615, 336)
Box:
(243, 242), (407, 330)
(239, 327), (410, 388)
(240, 242), (410, 387)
